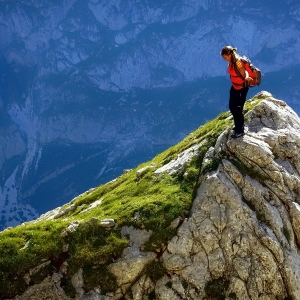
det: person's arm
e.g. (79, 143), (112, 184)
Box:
(236, 60), (252, 82)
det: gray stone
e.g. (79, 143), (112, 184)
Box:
(108, 252), (156, 287)
(100, 218), (116, 228)
(154, 143), (201, 176)
(80, 200), (103, 214)
(71, 268), (84, 298)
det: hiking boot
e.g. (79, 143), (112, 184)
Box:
(233, 125), (245, 132)
(231, 132), (244, 139)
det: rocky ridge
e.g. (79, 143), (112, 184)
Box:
(3, 91), (300, 300)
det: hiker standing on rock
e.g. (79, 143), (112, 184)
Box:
(221, 46), (253, 139)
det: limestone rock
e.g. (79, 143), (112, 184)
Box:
(80, 200), (102, 214)
(154, 143), (201, 176)
(108, 226), (155, 294)
(61, 220), (80, 237)
(100, 218), (116, 228)
(158, 96), (300, 300)
(108, 252), (156, 288)
(71, 268), (84, 298)
(13, 273), (68, 300)
(121, 226), (152, 251)
(131, 275), (155, 300)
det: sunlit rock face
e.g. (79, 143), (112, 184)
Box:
(0, 0), (300, 229)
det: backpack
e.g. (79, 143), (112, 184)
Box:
(234, 56), (262, 88)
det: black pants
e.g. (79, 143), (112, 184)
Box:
(229, 86), (249, 134)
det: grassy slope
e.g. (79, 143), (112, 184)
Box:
(0, 95), (264, 299)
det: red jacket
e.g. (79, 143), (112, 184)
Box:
(228, 60), (245, 90)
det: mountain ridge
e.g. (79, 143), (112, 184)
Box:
(1, 91), (300, 300)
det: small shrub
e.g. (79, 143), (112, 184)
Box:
(67, 227), (129, 274)
(0, 275), (28, 300)
(201, 158), (221, 174)
(61, 276), (76, 298)
(217, 111), (231, 120)
(83, 265), (117, 294)
(144, 260), (166, 281)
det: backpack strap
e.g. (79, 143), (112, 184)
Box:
(233, 60), (248, 87)
(233, 61), (244, 80)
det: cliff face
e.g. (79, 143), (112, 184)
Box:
(160, 94), (300, 299)
(2, 91), (300, 300)
(1, 0), (300, 229)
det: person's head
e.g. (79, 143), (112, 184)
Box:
(220, 46), (237, 62)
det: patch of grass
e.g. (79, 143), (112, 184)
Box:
(244, 114), (250, 122)
(201, 157), (222, 174)
(61, 276), (76, 298)
(204, 278), (230, 300)
(144, 227), (178, 253)
(83, 265), (117, 294)
(62, 225), (128, 295)
(66, 226), (129, 274)
(183, 166), (199, 182)
(0, 221), (65, 300)
(244, 97), (264, 111)
(217, 111), (231, 120)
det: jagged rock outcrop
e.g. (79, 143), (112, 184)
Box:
(159, 93), (300, 299)
(7, 92), (300, 299)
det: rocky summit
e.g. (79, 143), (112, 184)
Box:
(1, 91), (300, 299)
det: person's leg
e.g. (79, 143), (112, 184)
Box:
(229, 87), (243, 134)
(230, 87), (249, 134)
(239, 87), (249, 131)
